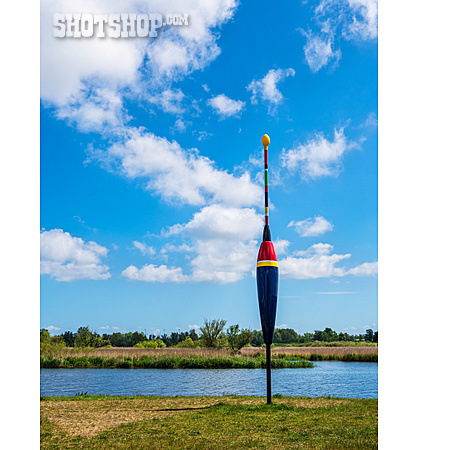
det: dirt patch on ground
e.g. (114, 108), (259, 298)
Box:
(41, 397), (215, 437)
(40, 396), (351, 438)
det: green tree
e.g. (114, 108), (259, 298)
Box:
(154, 338), (166, 348)
(274, 328), (299, 344)
(40, 328), (51, 343)
(314, 328), (339, 342)
(324, 327), (339, 342)
(314, 330), (324, 341)
(74, 326), (109, 348)
(62, 331), (75, 347)
(189, 329), (199, 341)
(251, 330), (264, 347)
(301, 332), (314, 344)
(226, 324), (253, 352)
(199, 319), (227, 348)
(365, 329), (374, 342)
(160, 333), (170, 346)
(50, 335), (65, 344)
(74, 326), (93, 347)
(91, 333), (110, 348)
(131, 331), (147, 346)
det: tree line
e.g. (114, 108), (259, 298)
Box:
(41, 320), (377, 350)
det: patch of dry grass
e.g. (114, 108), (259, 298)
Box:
(41, 395), (377, 449)
(41, 396), (353, 438)
(259, 346), (378, 357)
(55, 346), (377, 359)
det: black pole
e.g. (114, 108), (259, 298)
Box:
(266, 344), (271, 404)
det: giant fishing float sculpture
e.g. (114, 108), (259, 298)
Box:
(256, 134), (279, 405)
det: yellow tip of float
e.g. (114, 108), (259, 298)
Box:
(262, 134), (270, 147)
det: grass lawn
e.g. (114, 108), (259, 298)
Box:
(41, 395), (377, 449)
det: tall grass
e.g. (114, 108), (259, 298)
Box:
(241, 346), (377, 358)
(271, 341), (378, 348)
(40, 355), (314, 369)
(40, 345), (377, 366)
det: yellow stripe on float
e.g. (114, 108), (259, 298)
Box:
(265, 207), (269, 215)
(257, 261), (278, 267)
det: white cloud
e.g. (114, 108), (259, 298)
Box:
(149, 89), (185, 114)
(189, 324), (200, 330)
(281, 127), (359, 180)
(302, 33), (341, 73)
(162, 243), (195, 254)
(288, 216), (334, 237)
(363, 112), (378, 129)
(40, 229), (111, 281)
(167, 205), (262, 283)
(273, 239), (291, 255)
(194, 130), (213, 141)
(56, 87), (129, 133)
(247, 68), (295, 113)
(347, 261), (378, 276)
(208, 94), (245, 118)
(167, 204), (262, 241)
(122, 264), (188, 282)
(132, 205), (262, 284)
(301, 0), (377, 72)
(171, 118), (190, 134)
(123, 207), (376, 285)
(278, 242), (377, 280)
(94, 128), (260, 207)
(279, 243), (350, 280)
(46, 325), (60, 333)
(41, 0), (146, 105)
(41, 0), (239, 129)
(190, 239), (258, 283)
(345, 0), (378, 40)
(132, 241), (156, 256)
(293, 243), (335, 257)
(314, 0), (378, 40)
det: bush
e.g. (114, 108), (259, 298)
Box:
(118, 359), (132, 368)
(40, 341), (67, 359)
(88, 356), (104, 367)
(176, 337), (200, 348)
(41, 357), (61, 368)
(134, 341), (158, 349)
(134, 339), (166, 348)
(103, 357), (117, 367)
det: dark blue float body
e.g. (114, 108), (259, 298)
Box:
(257, 265), (279, 345)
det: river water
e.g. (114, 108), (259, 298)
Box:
(40, 361), (377, 398)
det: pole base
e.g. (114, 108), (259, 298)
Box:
(266, 344), (271, 404)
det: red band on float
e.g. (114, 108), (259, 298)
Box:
(257, 241), (277, 262)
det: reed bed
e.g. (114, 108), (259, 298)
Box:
(47, 346), (378, 359)
(242, 346), (377, 357)
(41, 347), (240, 359)
(40, 355), (314, 369)
(40, 345), (377, 366)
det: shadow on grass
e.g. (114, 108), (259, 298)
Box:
(143, 401), (299, 413)
(142, 405), (220, 412)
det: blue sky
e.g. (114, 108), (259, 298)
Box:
(40, 0), (378, 336)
